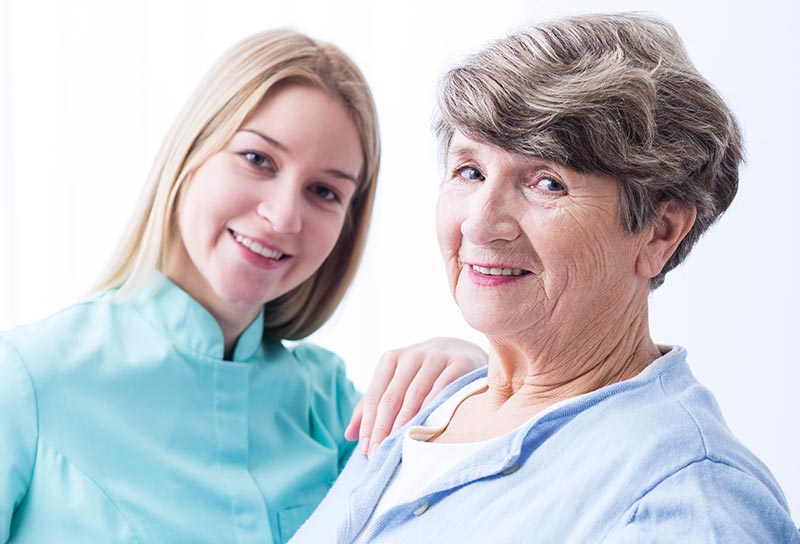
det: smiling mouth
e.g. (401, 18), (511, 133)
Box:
(470, 264), (531, 277)
(230, 229), (288, 261)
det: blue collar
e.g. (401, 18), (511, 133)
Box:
(132, 274), (265, 361)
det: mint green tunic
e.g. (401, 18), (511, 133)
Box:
(0, 278), (360, 543)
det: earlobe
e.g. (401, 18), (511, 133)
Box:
(635, 200), (697, 280)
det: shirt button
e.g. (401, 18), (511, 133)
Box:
(413, 501), (430, 516)
(502, 462), (520, 475)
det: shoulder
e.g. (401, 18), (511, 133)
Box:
(286, 342), (346, 373)
(605, 458), (799, 543)
(284, 341), (360, 409)
(0, 298), (140, 406)
(584, 348), (760, 472)
(0, 336), (39, 536)
(285, 342), (355, 393)
(0, 335), (37, 415)
(546, 347), (789, 509)
(631, 349), (780, 486)
(1, 299), (117, 368)
(583, 349), (796, 541)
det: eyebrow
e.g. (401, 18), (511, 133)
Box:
(239, 128), (288, 152)
(447, 144), (478, 162)
(324, 169), (359, 184)
(238, 128), (359, 184)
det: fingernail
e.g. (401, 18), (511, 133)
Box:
(360, 438), (370, 456)
(368, 443), (377, 459)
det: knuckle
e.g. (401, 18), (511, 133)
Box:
(378, 390), (403, 408)
(378, 350), (400, 366)
(406, 383), (429, 401)
(363, 394), (382, 410)
(371, 423), (392, 438)
(396, 408), (416, 422)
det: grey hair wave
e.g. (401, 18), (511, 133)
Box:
(434, 12), (743, 288)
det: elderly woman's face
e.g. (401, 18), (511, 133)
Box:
(437, 132), (649, 338)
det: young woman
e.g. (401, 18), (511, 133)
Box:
(0, 30), (484, 543)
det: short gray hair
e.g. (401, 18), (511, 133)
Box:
(434, 12), (743, 288)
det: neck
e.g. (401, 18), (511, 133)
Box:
(163, 246), (260, 360)
(483, 293), (660, 412)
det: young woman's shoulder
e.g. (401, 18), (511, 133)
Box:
(284, 342), (358, 397)
(286, 342), (346, 372)
(0, 298), (119, 375)
(283, 342), (361, 447)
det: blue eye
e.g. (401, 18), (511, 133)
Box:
(536, 177), (565, 193)
(457, 166), (485, 181)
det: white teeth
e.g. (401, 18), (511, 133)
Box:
(233, 232), (283, 260)
(472, 265), (525, 277)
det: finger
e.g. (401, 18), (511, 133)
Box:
(420, 360), (474, 408)
(357, 353), (401, 455)
(367, 356), (426, 457)
(390, 356), (449, 434)
(344, 398), (364, 442)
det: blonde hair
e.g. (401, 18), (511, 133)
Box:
(435, 13), (742, 288)
(96, 29), (380, 340)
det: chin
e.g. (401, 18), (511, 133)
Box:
(212, 280), (273, 311)
(458, 305), (513, 336)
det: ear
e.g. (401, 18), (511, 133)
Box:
(636, 199), (697, 280)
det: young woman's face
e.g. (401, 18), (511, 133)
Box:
(167, 83), (363, 325)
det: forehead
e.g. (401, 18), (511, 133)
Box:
(447, 131), (547, 167)
(446, 131), (559, 172)
(241, 83), (363, 170)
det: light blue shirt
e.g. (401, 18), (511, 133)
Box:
(0, 277), (360, 543)
(293, 347), (799, 543)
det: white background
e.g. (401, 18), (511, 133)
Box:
(1, 0), (798, 519)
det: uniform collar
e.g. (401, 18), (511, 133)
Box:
(132, 273), (265, 361)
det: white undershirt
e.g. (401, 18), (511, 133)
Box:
(370, 378), (493, 521)
(367, 354), (666, 526)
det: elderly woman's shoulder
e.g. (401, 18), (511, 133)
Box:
(570, 346), (786, 508)
(584, 347), (764, 465)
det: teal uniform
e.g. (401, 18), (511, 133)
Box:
(0, 277), (360, 543)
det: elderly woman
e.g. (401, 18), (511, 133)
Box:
(292, 13), (799, 543)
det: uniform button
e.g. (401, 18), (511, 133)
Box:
(412, 501), (429, 516)
(502, 462), (520, 475)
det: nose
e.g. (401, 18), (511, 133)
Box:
(256, 179), (303, 234)
(460, 178), (520, 245)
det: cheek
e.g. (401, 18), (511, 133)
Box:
(436, 196), (462, 258)
(546, 212), (635, 287)
(309, 212), (349, 263)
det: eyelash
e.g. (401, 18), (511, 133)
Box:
(240, 151), (342, 203)
(453, 164), (567, 195)
(309, 184), (342, 203)
(241, 150), (275, 171)
(454, 165), (486, 182)
(534, 177), (566, 194)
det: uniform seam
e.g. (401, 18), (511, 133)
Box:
(0, 337), (40, 502)
(36, 436), (144, 543)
